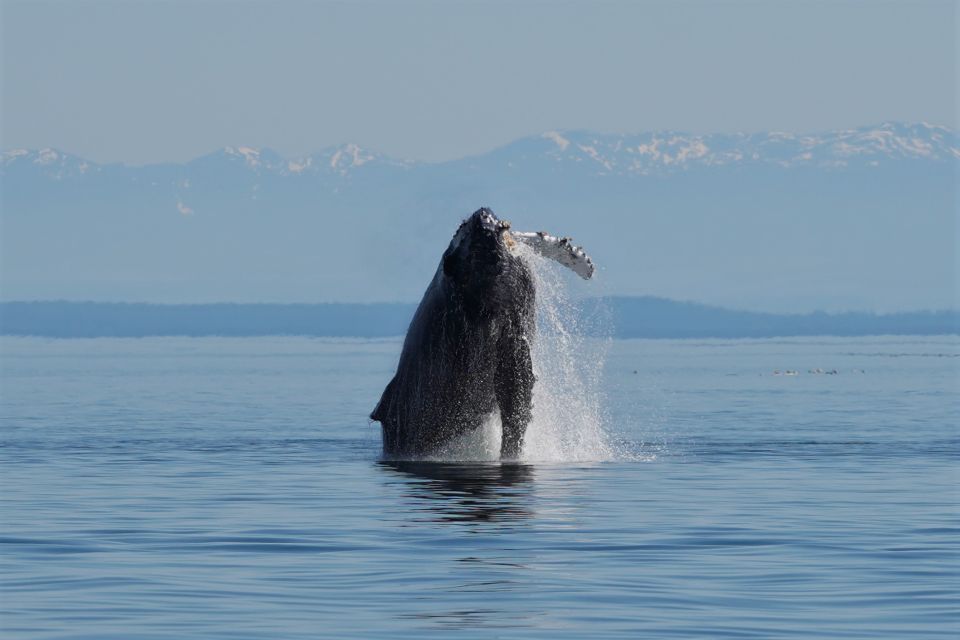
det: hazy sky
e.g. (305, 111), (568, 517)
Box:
(2, 0), (956, 165)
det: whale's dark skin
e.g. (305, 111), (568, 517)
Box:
(371, 208), (536, 459)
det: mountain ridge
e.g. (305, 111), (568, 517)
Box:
(4, 121), (956, 180)
(2, 121), (955, 312)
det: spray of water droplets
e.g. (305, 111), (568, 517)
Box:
(516, 244), (615, 462)
(429, 244), (622, 462)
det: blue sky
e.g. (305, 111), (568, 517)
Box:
(2, 0), (956, 164)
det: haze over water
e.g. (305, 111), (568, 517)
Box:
(2, 331), (956, 638)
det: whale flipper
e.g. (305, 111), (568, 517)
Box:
(512, 231), (595, 280)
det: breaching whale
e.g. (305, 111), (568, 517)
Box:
(371, 207), (594, 459)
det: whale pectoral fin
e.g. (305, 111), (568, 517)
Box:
(496, 335), (534, 460)
(511, 231), (595, 280)
(374, 376), (408, 457)
(371, 376), (397, 422)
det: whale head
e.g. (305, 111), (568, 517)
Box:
(442, 207), (515, 286)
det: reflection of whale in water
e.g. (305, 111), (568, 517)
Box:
(379, 461), (535, 523)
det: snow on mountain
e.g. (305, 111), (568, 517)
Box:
(223, 146), (269, 169)
(194, 146), (286, 173)
(294, 143), (413, 177)
(531, 122), (958, 175)
(2, 148), (101, 179)
(2, 123), (955, 183)
(176, 142), (411, 177)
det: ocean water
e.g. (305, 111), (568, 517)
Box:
(1, 333), (957, 639)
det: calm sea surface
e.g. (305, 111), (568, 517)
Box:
(1, 336), (957, 639)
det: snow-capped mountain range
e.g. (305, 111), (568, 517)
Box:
(3, 122), (956, 182)
(1, 141), (413, 181)
(1, 122), (956, 312)
(530, 122), (957, 173)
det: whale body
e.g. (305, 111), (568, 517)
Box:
(371, 207), (593, 459)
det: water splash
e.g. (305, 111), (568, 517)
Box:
(516, 245), (614, 462)
(421, 246), (625, 463)
(427, 409), (502, 462)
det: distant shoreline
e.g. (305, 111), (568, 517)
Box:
(1, 299), (956, 339)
